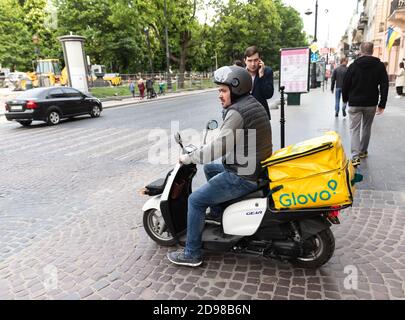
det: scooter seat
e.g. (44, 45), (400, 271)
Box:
(144, 170), (173, 196)
(220, 189), (266, 208)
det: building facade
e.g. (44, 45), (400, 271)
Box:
(340, 0), (404, 80)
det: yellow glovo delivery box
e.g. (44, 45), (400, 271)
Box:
(261, 131), (359, 210)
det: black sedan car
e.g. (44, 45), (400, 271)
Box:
(4, 87), (102, 126)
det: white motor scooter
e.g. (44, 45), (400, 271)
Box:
(141, 120), (348, 268)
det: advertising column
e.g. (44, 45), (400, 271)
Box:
(59, 35), (89, 93)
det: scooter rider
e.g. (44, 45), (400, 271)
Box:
(167, 66), (273, 267)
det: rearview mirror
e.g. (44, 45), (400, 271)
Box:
(174, 132), (183, 145)
(206, 120), (218, 130)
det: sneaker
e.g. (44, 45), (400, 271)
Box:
(351, 157), (361, 167)
(205, 211), (222, 225)
(335, 113), (338, 117)
(359, 151), (368, 158)
(343, 110), (347, 117)
(395, 95), (402, 98)
(167, 250), (202, 267)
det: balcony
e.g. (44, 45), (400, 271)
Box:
(360, 12), (369, 24)
(357, 12), (368, 31)
(352, 29), (364, 43)
(390, 0), (405, 16)
(357, 22), (366, 30)
(388, 0), (405, 28)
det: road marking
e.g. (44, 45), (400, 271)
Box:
(43, 128), (123, 155)
(2, 128), (94, 153)
(115, 143), (152, 161)
(0, 125), (65, 143)
(89, 130), (150, 158)
(65, 129), (147, 157)
(33, 128), (117, 154)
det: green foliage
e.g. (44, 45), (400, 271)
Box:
(0, 0), (33, 70)
(275, 0), (308, 49)
(23, 0), (60, 60)
(0, 0), (307, 74)
(212, 0), (281, 66)
(212, 0), (307, 71)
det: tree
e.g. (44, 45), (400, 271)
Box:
(0, 0), (307, 77)
(108, 0), (155, 73)
(187, 23), (216, 72)
(272, 0), (308, 70)
(57, 0), (146, 73)
(212, 0), (281, 68)
(211, 0), (307, 71)
(143, 0), (204, 88)
(22, 0), (60, 60)
(0, 0), (33, 70)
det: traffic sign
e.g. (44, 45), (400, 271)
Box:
(311, 52), (319, 62)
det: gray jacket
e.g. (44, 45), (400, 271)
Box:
(331, 65), (348, 90)
(187, 95), (273, 181)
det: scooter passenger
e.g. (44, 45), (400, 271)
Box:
(167, 66), (273, 267)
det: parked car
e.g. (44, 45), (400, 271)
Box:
(0, 68), (10, 88)
(4, 87), (102, 126)
(4, 72), (30, 90)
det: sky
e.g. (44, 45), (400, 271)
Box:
(197, 0), (360, 49)
(282, 0), (359, 48)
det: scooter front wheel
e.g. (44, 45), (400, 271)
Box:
(292, 228), (335, 269)
(143, 209), (177, 246)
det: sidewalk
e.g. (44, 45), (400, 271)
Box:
(0, 87), (217, 116)
(269, 87), (405, 192)
(100, 87), (217, 109)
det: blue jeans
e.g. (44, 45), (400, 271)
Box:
(184, 163), (258, 259)
(335, 88), (347, 114)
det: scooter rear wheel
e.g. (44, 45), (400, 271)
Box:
(292, 228), (335, 269)
(143, 209), (176, 246)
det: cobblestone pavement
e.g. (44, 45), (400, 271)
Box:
(0, 89), (404, 300)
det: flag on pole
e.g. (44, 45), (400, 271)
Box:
(386, 26), (400, 51)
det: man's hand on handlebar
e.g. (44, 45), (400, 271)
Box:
(179, 154), (192, 164)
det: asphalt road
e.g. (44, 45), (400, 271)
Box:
(0, 91), (224, 258)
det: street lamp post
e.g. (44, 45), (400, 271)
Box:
(306, 0), (319, 89)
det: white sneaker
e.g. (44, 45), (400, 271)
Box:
(395, 95), (402, 98)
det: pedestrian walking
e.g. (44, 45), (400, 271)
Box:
(342, 42), (389, 167)
(137, 77), (145, 99)
(128, 80), (135, 98)
(146, 77), (155, 99)
(331, 57), (348, 117)
(158, 79), (165, 95)
(395, 62), (405, 98)
(244, 46), (274, 119)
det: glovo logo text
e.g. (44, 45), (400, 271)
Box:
(279, 180), (338, 207)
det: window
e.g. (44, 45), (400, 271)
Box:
(52, 61), (61, 74)
(62, 88), (82, 98)
(48, 88), (64, 98)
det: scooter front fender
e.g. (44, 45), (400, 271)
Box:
(142, 195), (161, 212)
